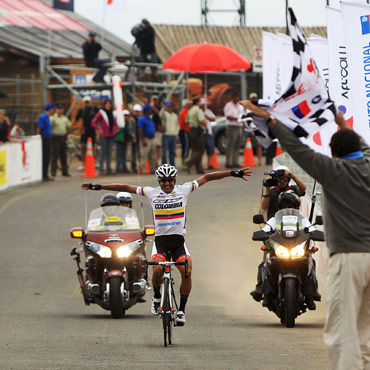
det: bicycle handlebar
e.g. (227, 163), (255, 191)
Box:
(146, 259), (189, 279)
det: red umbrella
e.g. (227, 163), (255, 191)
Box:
(163, 43), (251, 73)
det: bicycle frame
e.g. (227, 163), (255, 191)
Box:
(146, 259), (188, 347)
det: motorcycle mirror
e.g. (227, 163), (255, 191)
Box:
(253, 214), (265, 224)
(143, 225), (155, 236)
(70, 227), (85, 239)
(315, 215), (323, 225)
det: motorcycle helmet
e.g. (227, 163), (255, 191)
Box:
(278, 190), (300, 210)
(155, 164), (178, 179)
(100, 193), (120, 207)
(117, 192), (133, 208)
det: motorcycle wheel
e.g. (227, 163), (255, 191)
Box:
(284, 278), (296, 328)
(110, 277), (125, 319)
(162, 279), (171, 347)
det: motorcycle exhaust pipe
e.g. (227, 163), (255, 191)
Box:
(132, 279), (147, 296)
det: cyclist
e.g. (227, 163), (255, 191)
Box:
(81, 163), (251, 326)
(116, 192), (133, 208)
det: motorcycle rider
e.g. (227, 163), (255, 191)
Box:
(81, 163), (252, 326)
(252, 191), (320, 310)
(261, 165), (306, 220)
(117, 192), (133, 208)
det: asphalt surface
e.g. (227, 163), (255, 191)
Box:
(0, 158), (330, 370)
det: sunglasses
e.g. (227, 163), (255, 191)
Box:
(159, 178), (175, 183)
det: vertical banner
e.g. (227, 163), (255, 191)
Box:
(112, 75), (125, 129)
(341, 1), (370, 144)
(52, 0), (74, 12)
(305, 35), (331, 154)
(276, 33), (294, 96)
(262, 32), (278, 102)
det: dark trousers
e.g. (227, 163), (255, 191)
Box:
(131, 142), (138, 171)
(162, 135), (176, 166)
(116, 141), (128, 172)
(92, 58), (108, 82)
(42, 136), (51, 179)
(51, 135), (68, 176)
(186, 127), (205, 172)
(266, 141), (277, 165)
(179, 129), (189, 159)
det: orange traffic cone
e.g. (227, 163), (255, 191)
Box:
(207, 153), (220, 169)
(275, 141), (283, 157)
(242, 138), (257, 167)
(145, 160), (151, 174)
(81, 138), (98, 178)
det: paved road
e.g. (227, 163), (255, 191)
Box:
(0, 163), (329, 370)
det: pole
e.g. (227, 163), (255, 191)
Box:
(308, 180), (317, 223)
(39, 54), (47, 109)
(285, 0), (289, 35)
(240, 70), (247, 100)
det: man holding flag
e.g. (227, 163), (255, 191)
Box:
(241, 8), (370, 369)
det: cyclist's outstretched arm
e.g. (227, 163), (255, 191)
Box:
(81, 183), (138, 193)
(196, 168), (252, 187)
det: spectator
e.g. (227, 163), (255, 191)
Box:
(115, 109), (131, 174)
(223, 92), (243, 168)
(132, 19), (159, 81)
(150, 95), (164, 166)
(178, 99), (192, 164)
(129, 104), (142, 173)
(72, 96), (99, 169)
(201, 99), (216, 170)
(10, 124), (25, 139)
(138, 104), (156, 173)
(50, 105), (71, 177)
(37, 104), (55, 182)
(242, 100), (370, 370)
(0, 109), (10, 144)
(92, 99), (118, 175)
(184, 96), (207, 174)
(247, 92), (263, 166)
(160, 101), (179, 166)
(82, 31), (108, 83)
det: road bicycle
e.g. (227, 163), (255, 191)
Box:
(146, 258), (189, 347)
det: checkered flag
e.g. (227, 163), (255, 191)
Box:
(268, 8), (336, 138)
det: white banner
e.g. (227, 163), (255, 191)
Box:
(112, 75), (125, 129)
(262, 32), (278, 101)
(105, 0), (127, 13)
(341, 1), (370, 144)
(276, 33), (294, 96)
(0, 136), (42, 192)
(305, 35), (331, 154)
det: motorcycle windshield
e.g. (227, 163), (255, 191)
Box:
(87, 206), (140, 232)
(274, 209), (305, 237)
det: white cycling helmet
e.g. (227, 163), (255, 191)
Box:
(117, 192), (133, 207)
(155, 164), (178, 179)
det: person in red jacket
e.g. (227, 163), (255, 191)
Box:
(92, 99), (118, 175)
(178, 99), (192, 164)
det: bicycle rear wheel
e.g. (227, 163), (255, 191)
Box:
(162, 279), (171, 347)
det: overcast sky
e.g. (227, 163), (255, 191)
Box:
(74, 0), (345, 44)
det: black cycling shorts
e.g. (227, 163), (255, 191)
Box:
(151, 235), (191, 262)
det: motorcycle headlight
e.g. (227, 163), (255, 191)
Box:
(117, 240), (143, 258)
(290, 242), (306, 259)
(96, 246), (112, 258)
(275, 245), (290, 259)
(88, 242), (112, 258)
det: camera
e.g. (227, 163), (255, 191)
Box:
(263, 169), (286, 187)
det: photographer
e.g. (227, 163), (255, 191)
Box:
(261, 166), (306, 219)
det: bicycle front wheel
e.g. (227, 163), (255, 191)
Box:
(162, 278), (171, 347)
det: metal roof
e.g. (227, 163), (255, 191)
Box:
(153, 25), (327, 63)
(0, 0), (132, 59)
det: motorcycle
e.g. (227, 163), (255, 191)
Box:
(252, 209), (325, 328)
(70, 205), (155, 318)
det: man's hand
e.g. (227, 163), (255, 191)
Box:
(81, 182), (101, 190)
(231, 167), (252, 182)
(335, 111), (350, 130)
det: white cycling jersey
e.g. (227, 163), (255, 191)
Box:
(136, 181), (199, 236)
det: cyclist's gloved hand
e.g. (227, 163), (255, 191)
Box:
(89, 183), (102, 190)
(231, 170), (244, 178)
